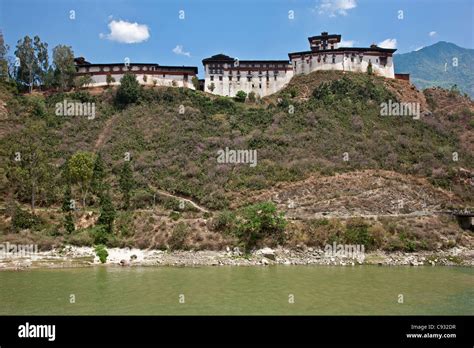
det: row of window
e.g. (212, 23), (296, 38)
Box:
(209, 69), (282, 75)
(299, 56), (386, 65)
(209, 75), (279, 82)
(208, 63), (286, 68)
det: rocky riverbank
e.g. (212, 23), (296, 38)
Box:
(0, 245), (473, 270)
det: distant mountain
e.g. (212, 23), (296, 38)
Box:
(394, 42), (474, 98)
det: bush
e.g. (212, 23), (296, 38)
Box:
(94, 244), (108, 263)
(344, 219), (375, 250)
(248, 91), (256, 103)
(90, 225), (110, 245)
(115, 73), (140, 107)
(211, 210), (237, 234)
(235, 90), (247, 102)
(168, 222), (189, 250)
(235, 202), (286, 251)
(11, 206), (43, 231)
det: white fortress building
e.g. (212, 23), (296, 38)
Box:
(289, 32), (396, 79)
(75, 32), (401, 97)
(201, 54), (294, 98)
(202, 32), (398, 97)
(74, 57), (198, 89)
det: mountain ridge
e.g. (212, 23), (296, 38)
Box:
(394, 41), (474, 97)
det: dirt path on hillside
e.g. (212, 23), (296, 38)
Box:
(94, 114), (118, 152)
(151, 186), (209, 213)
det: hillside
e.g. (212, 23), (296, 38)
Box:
(394, 42), (474, 97)
(0, 71), (473, 253)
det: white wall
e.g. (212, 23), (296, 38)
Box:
(204, 65), (293, 98)
(76, 72), (195, 89)
(292, 52), (394, 78)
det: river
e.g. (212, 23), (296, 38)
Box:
(0, 266), (472, 315)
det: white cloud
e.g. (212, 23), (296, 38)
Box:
(378, 38), (397, 49)
(100, 20), (150, 44)
(429, 31), (437, 37)
(339, 40), (355, 47)
(316, 0), (357, 17)
(172, 45), (191, 57)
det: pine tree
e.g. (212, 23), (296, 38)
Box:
(118, 161), (134, 210)
(62, 185), (75, 233)
(91, 153), (107, 197)
(97, 191), (116, 233)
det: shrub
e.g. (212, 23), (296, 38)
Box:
(12, 206), (43, 231)
(235, 90), (247, 102)
(248, 91), (256, 103)
(90, 225), (110, 245)
(211, 210), (237, 234)
(235, 202), (286, 251)
(344, 219), (375, 250)
(94, 244), (108, 263)
(168, 222), (190, 250)
(115, 73), (140, 107)
(191, 76), (200, 90)
(367, 61), (373, 75)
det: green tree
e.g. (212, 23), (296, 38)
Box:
(235, 90), (247, 102)
(236, 202), (287, 252)
(191, 76), (199, 90)
(14, 35), (49, 92)
(74, 74), (93, 89)
(67, 151), (95, 208)
(7, 121), (52, 211)
(367, 61), (373, 75)
(116, 73), (140, 107)
(118, 161), (134, 210)
(106, 74), (115, 86)
(0, 31), (9, 81)
(61, 184), (75, 233)
(94, 244), (108, 263)
(52, 45), (75, 91)
(97, 191), (116, 233)
(91, 153), (107, 197)
(208, 82), (215, 92)
(34, 36), (49, 88)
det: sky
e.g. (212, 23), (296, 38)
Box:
(1, 0), (473, 77)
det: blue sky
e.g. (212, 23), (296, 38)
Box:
(1, 0), (473, 77)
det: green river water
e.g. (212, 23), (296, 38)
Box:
(0, 266), (472, 315)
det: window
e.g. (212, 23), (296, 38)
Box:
(162, 74), (165, 78)
(229, 76), (232, 81)
(351, 55), (354, 63)
(219, 76), (223, 81)
(332, 55), (336, 64)
(274, 76), (277, 81)
(237, 76), (240, 81)
(259, 83), (262, 89)
(210, 76), (214, 81)
(247, 77), (251, 82)
(266, 76), (270, 82)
